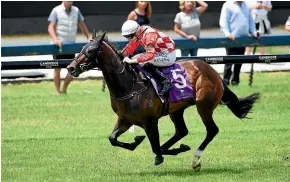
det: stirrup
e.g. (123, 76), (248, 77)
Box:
(159, 80), (172, 96)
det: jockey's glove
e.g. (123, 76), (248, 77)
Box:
(123, 57), (138, 64)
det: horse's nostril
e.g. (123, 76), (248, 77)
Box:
(81, 65), (88, 71)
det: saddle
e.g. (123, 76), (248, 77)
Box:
(135, 64), (171, 96)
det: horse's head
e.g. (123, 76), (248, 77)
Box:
(67, 31), (107, 77)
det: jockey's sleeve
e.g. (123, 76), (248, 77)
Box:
(123, 40), (140, 56)
(137, 32), (158, 63)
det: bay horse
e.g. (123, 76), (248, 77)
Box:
(67, 32), (260, 171)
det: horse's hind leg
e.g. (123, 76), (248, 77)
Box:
(161, 108), (190, 153)
(193, 85), (220, 171)
(192, 111), (218, 171)
(109, 118), (146, 151)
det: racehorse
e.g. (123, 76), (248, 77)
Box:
(67, 31), (260, 171)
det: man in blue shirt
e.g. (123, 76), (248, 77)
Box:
(219, 1), (258, 86)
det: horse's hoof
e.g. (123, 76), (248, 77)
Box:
(193, 163), (201, 172)
(192, 157), (201, 172)
(180, 144), (191, 152)
(134, 136), (146, 143)
(154, 156), (164, 166)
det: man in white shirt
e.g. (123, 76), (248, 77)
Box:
(48, 1), (90, 95)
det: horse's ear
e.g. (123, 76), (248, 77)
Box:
(97, 31), (107, 42)
(92, 29), (96, 39)
(94, 29), (97, 39)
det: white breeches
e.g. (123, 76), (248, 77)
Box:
(132, 51), (176, 67)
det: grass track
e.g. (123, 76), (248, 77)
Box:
(2, 72), (290, 182)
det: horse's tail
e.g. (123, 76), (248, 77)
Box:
(221, 84), (260, 119)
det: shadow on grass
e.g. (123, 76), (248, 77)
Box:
(123, 167), (242, 177)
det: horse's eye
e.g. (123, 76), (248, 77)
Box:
(86, 46), (95, 55)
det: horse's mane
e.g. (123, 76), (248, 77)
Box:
(97, 35), (121, 58)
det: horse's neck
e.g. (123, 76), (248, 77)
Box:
(101, 42), (135, 98)
(102, 67), (135, 98)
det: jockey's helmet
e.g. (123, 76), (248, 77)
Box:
(121, 20), (140, 39)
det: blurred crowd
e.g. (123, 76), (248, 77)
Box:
(48, 1), (290, 94)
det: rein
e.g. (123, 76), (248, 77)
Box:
(110, 74), (151, 101)
(91, 38), (151, 100)
(101, 41), (127, 75)
(102, 42), (151, 100)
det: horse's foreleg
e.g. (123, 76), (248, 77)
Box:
(161, 109), (190, 150)
(160, 109), (191, 156)
(109, 118), (146, 151)
(161, 144), (191, 155)
(144, 119), (164, 166)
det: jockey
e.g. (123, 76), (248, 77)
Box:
(121, 20), (176, 96)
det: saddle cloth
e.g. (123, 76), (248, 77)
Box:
(137, 63), (194, 102)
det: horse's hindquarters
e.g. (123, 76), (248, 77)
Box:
(179, 60), (224, 106)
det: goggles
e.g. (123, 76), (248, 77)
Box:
(124, 33), (135, 39)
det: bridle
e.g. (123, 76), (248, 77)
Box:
(72, 26), (149, 75)
(73, 39), (102, 72)
(70, 32), (150, 101)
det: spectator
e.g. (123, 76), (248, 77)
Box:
(285, 16), (290, 32)
(246, 1), (272, 55)
(127, 1), (152, 56)
(174, 1), (208, 56)
(127, 1), (152, 26)
(285, 16), (290, 53)
(48, 1), (90, 95)
(219, 1), (258, 86)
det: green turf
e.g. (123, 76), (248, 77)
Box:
(2, 72), (290, 182)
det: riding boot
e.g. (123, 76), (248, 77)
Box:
(149, 67), (172, 96)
